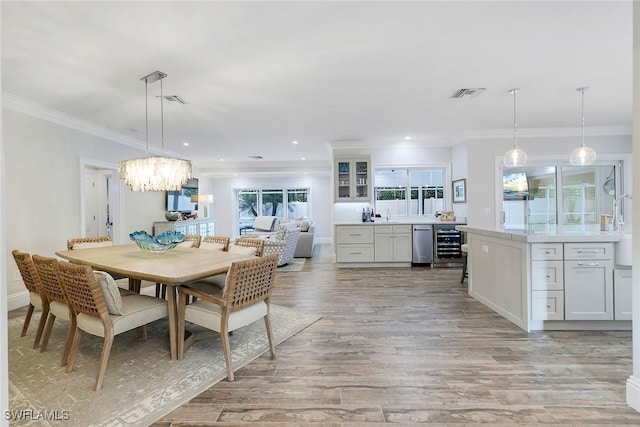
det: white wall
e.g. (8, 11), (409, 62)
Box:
(3, 109), (165, 306)
(203, 174), (332, 242)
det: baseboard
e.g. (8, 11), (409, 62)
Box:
(7, 290), (29, 312)
(627, 375), (640, 412)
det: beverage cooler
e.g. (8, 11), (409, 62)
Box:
(433, 224), (464, 267)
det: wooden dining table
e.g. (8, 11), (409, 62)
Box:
(55, 243), (253, 360)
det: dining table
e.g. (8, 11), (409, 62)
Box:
(55, 243), (253, 360)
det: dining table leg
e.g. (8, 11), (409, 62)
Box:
(165, 284), (178, 360)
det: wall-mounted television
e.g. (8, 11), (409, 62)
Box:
(503, 172), (529, 200)
(166, 178), (198, 213)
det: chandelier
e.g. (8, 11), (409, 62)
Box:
(569, 86), (597, 166)
(119, 71), (192, 192)
(503, 88), (527, 168)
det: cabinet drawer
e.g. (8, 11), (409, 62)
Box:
(337, 226), (373, 244)
(532, 290), (564, 320)
(337, 244), (374, 262)
(564, 243), (613, 260)
(531, 243), (563, 260)
(375, 225), (412, 234)
(531, 260), (564, 290)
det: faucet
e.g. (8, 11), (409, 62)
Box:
(612, 194), (633, 231)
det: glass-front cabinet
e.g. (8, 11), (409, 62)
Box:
(335, 158), (371, 202)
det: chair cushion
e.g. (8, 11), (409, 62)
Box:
(230, 244), (259, 256)
(50, 300), (71, 320)
(29, 291), (43, 309)
(185, 299), (268, 332)
(77, 294), (167, 337)
(253, 216), (277, 231)
(200, 241), (226, 251)
(189, 274), (227, 290)
(94, 271), (124, 315)
(72, 241), (112, 250)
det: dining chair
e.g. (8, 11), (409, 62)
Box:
(32, 255), (75, 366)
(177, 253), (279, 381)
(200, 235), (230, 251)
(11, 250), (49, 349)
(57, 261), (168, 391)
(67, 236), (130, 288)
(189, 237), (264, 292)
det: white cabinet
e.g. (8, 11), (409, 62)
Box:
(564, 243), (614, 320)
(335, 158), (371, 202)
(531, 243), (565, 320)
(153, 219), (215, 237)
(336, 225), (374, 262)
(614, 269), (632, 320)
(374, 225), (412, 262)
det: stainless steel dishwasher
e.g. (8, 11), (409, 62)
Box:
(412, 224), (433, 264)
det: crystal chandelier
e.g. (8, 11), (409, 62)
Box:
(569, 86), (597, 166)
(119, 71), (192, 192)
(503, 88), (527, 168)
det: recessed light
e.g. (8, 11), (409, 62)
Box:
(183, 142), (190, 146)
(219, 158), (224, 162)
(301, 157), (306, 161)
(292, 140), (299, 145)
(405, 136), (411, 140)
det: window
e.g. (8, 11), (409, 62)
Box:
(502, 163), (620, 232)
(374, 168), (445, 216)
(235, 188), (309, 231)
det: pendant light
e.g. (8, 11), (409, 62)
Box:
(503, 88), (527, 168)
(569, 86), (597, 166)
(118, 71), (192, 192)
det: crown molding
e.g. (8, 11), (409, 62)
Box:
(459, 126), (632, 141)
(1, 92), (186, 158)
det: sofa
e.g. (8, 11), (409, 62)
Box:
(248, 216), (315, 258)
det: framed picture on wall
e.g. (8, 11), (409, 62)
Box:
(452, 178), (466, 203)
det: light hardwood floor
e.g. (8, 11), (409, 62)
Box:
(148, 243), (640, 425)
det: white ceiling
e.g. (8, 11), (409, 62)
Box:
(1, 1), (633, 173)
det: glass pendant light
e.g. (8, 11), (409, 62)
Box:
(569, 86), (597, 166)
(503, 88), (527, 168)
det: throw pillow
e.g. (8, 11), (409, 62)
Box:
(200, 241), (225, 251)
(93, 271), (124, 315)
(72, 241), (113, 250)
(299, 220), (310, 232)
(230, 245), (259, 256)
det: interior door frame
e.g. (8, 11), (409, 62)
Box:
(79, 157), (125, 244)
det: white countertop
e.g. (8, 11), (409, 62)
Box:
(335, 216), (467, 226)
(457, 225), (628, 243)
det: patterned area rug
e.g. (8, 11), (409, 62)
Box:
(277, 258), (306, 272)
(8, 304), (320, 427)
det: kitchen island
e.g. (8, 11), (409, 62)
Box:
(457, 225), (631, 332)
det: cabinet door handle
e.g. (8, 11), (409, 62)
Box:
(576, 250), (599, 254)
(349, 233), (362, 237)
(349, 252), (362, 255)
(577, 261), (599, 267)
(545, 274), (551, 279)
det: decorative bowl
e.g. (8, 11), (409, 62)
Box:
(129, 230), (185, 254)
(165, 211), (181, 221)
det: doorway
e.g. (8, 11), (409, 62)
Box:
(81, 159), (123, 243)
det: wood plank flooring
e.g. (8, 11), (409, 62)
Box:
(150, 243), (640, 425)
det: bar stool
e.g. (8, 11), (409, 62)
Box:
(460, 243), (469, 283)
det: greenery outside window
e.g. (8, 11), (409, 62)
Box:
(374, 168), (445, 216)
(236, 188), (309, 231)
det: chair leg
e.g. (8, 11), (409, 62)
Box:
(155, 283), (161, 298)
(40, 312), (57, 353)
(220, 322), (234, 381)
(21, 304), (35, 337)
(460, 254), (468, 284)
(263, 313), (276, 357)
(61, 314), (76, 367)
(137, 325), (148, 341)
(66, 326), (82, 374)
(33, 303), (50, 349)
(94, 333), (114, 391)
(177, 291), (187, 360)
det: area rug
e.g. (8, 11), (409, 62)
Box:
(8, 304), (321, 427)
(277, 257), (306, 272)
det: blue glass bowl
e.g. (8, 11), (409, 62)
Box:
(129, 230), (185, 254)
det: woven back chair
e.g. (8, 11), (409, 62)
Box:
(177, 253), (279, 381)
(32, 255), (76, 366)
(201, 235), (230, 251)
(11, 250), (49, 349)
(66, 236), (112, 250)
(57, 261), (168, 390)
(231, 237), (265, 257)
(179, 234), (202, 248)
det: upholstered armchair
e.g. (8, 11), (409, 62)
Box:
(261, 225), (301, 266)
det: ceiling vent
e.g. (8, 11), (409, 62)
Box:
(248, 155), (263, 160)
(450, 88), (485, 99)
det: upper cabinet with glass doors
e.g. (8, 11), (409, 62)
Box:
(335, 158), (371, 202)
